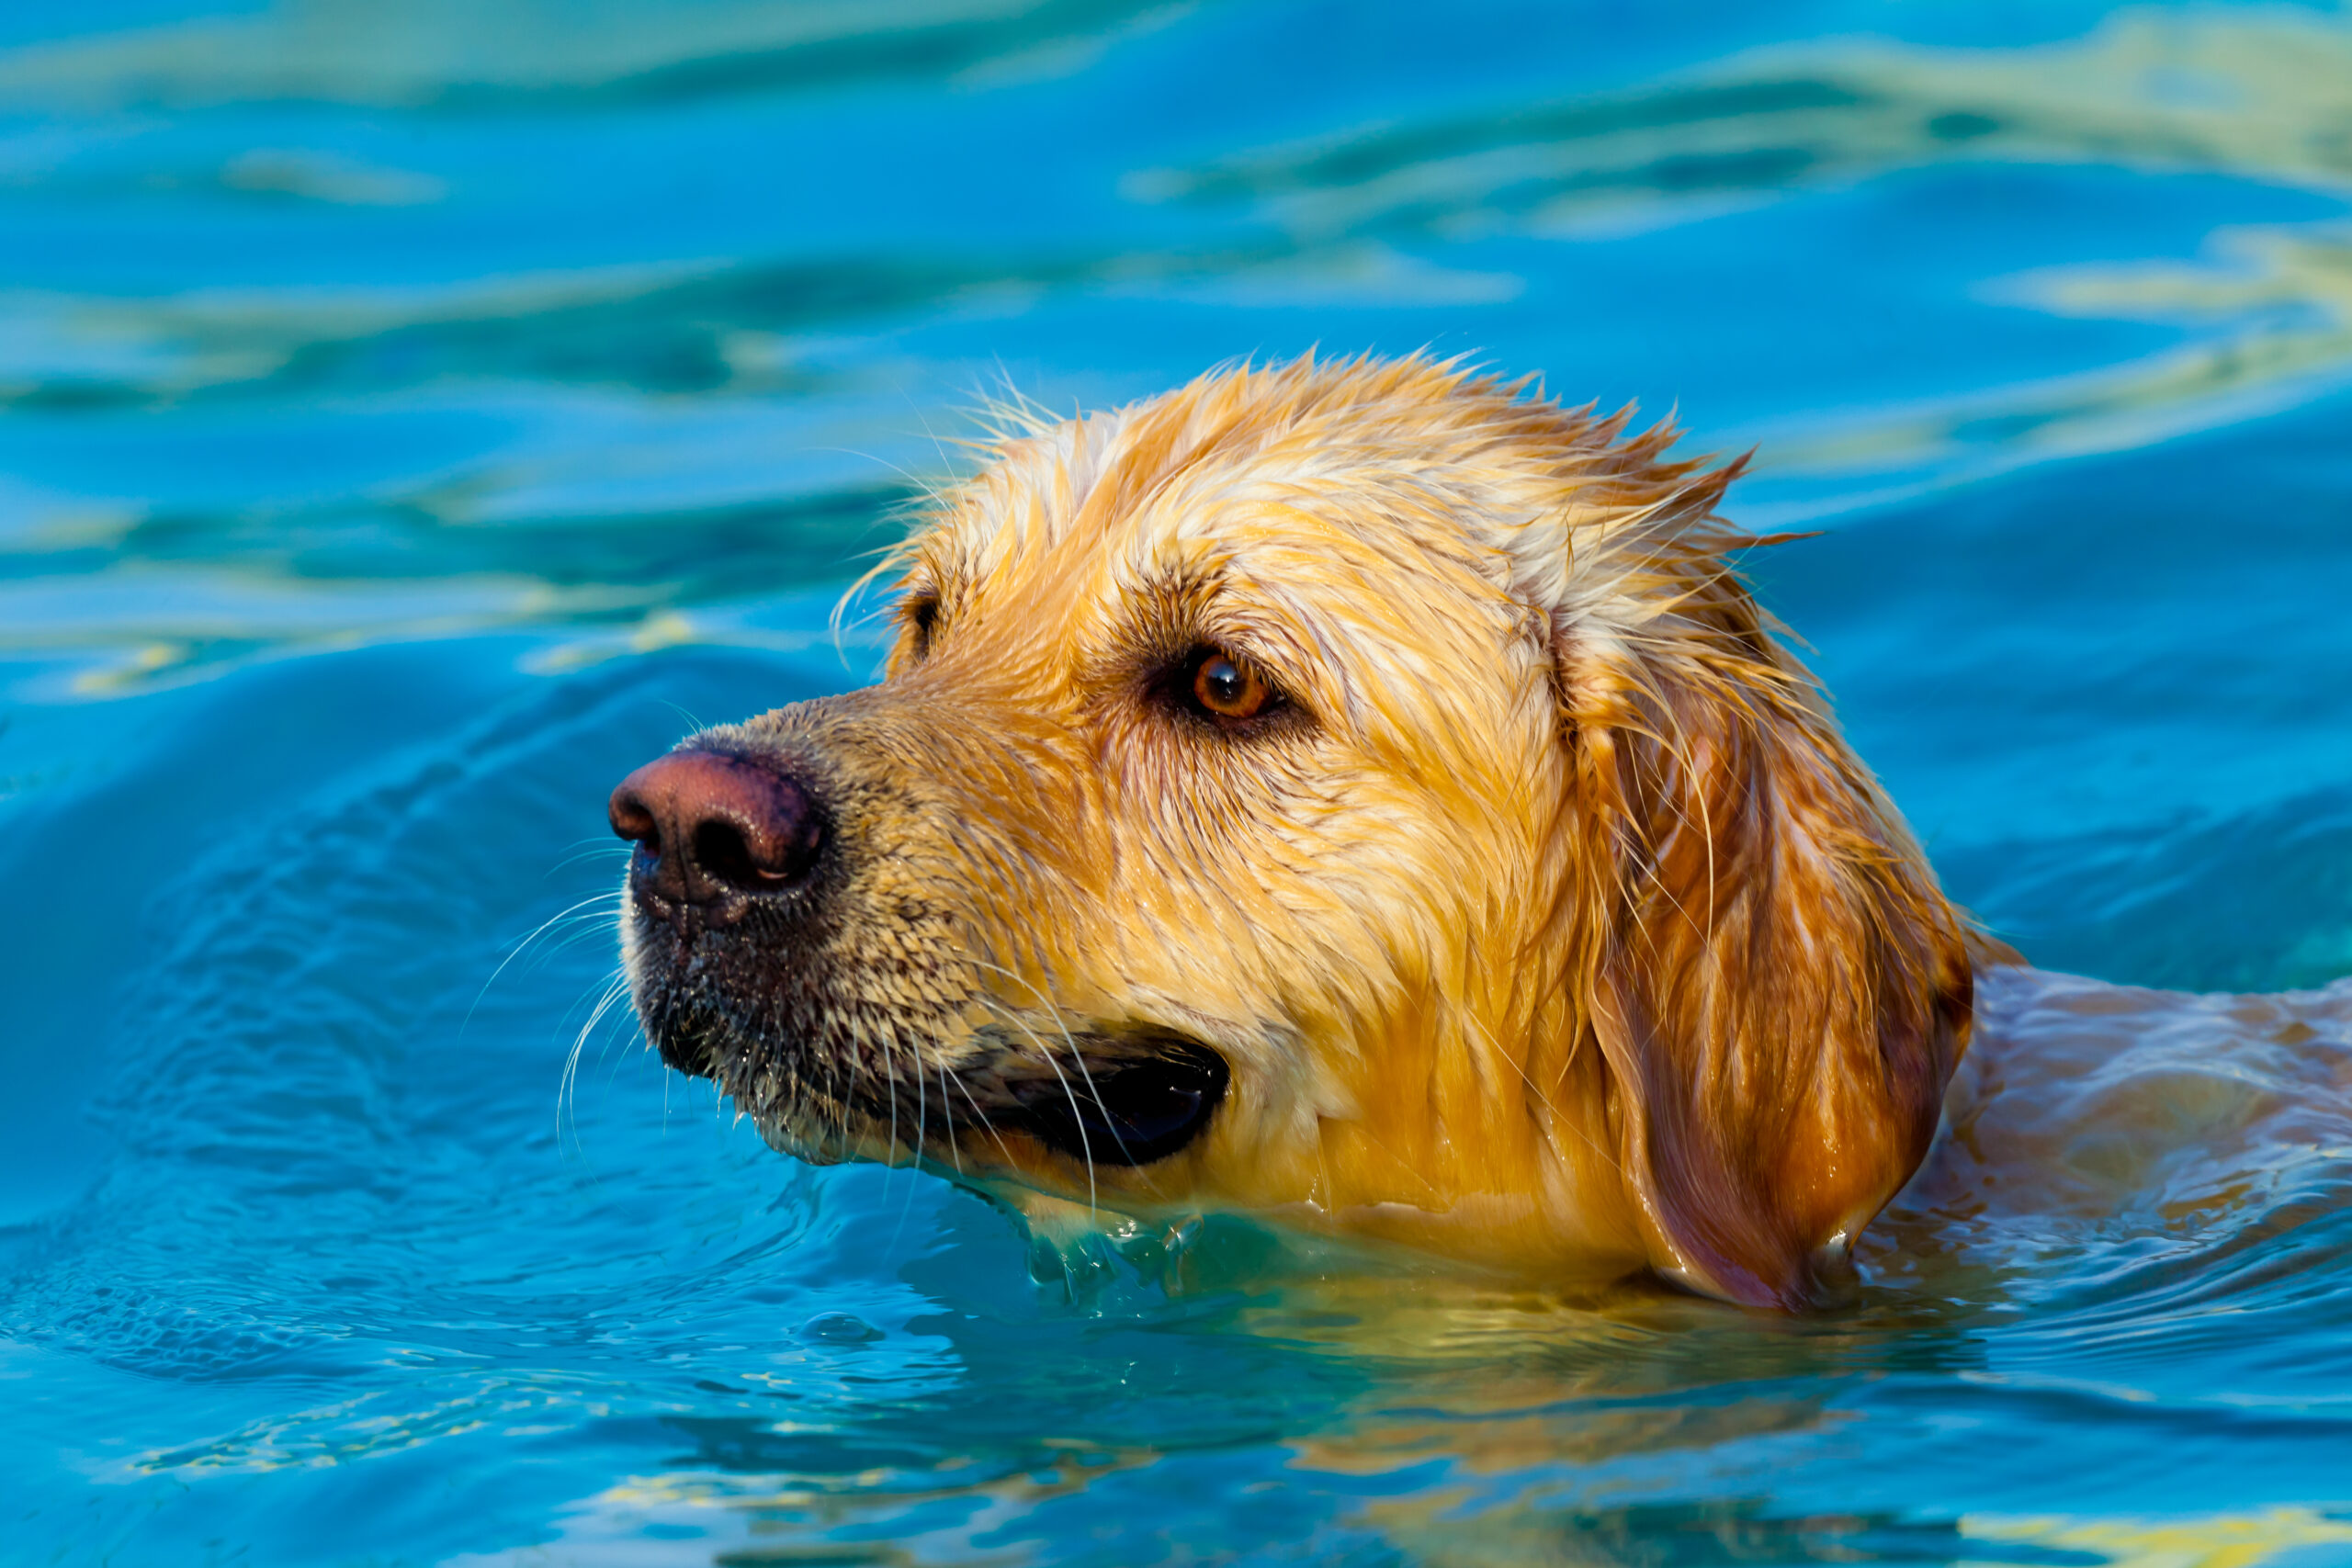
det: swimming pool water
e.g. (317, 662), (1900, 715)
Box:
(3, 2), (2351, 1562)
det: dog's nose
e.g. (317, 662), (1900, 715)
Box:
(609, 750), (825, 915)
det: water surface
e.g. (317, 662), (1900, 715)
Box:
(4, 2), (2351, 1562)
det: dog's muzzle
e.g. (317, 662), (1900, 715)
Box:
(606, 743), (840, 1085)
(606, 720), (1229, 1171)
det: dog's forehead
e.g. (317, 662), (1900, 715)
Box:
(900, 397), (1568, 743)
(924, 402), (1538, 627)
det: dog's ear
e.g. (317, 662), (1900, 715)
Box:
(1555, 570), (1973, 1311)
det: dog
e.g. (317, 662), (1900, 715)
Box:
(609, 353), (2001, 1312)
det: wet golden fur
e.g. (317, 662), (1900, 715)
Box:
(623, 354), (1979, 1310)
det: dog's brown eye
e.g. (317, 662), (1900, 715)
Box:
(1153, 644), (1295, 734)
(1191, 652), (1269, 720)
(903, 592), (940, 656)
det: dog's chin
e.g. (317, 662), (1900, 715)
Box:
(625, 984), (738, 1087)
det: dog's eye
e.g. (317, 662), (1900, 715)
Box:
(1179, 647), (1283, 726)
(902, 592), (940, 657)
(1151, 645), (1295, 733)
(1193, 654), (1267, 719)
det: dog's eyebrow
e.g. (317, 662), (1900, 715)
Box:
(1114, 563), (1234, 650)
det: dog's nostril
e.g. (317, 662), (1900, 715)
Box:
(609, 792), (658, 846)
(692, 820), (757, 888)
(692, 814), (821, 893)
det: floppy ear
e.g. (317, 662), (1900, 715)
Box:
(1556, 573), (1974, 1311)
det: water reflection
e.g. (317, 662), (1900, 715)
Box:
(0, 0), (1186, 109)
(1758, 221), (2352, 504)
(1140, 9), (2352, 230)
(1138, 6), (2352, 505)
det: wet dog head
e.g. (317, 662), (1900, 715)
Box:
(610, 355), (1974, 1310)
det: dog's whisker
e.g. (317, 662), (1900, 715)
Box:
(876, 1041), (920, 1260)
(1471, 1010), (1614, 1174)
(536, 919), (633, 964)
(970, 969), (1121, 1203)
(935, 1061), (965, 1177)
(911, 1046), (930, 1171)
(969, 958), (1092, 1075)
(831, 1026), (862, 1168)
(943, 1061), (1019, 1169)
(547, 840), (634, 875)
(560, 970), (632, 1158)
(1031, 1043), (1099, 1219)
(878, 1032), (904, 1168)
(468, 887), (629, 1039)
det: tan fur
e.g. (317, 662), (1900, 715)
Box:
(640, 354), (1978, 1310)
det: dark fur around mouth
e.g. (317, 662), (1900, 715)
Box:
(624, 904), (1227, 1169)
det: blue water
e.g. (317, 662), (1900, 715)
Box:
(5, 2), (2352, 1562)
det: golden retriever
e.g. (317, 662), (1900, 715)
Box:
(609, 353), (1989, 1311)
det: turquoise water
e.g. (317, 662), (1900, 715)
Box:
(6, 2), (2352, 1562)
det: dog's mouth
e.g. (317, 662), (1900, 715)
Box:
(632, 970), (1232, 1171)
(995, 1031), (1229, 1168)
